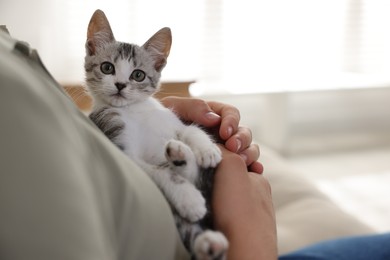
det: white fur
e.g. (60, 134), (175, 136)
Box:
(87, 46), (222, 220)
(165, 140), (198, 183)
(86, 12), (227, 256)
(95, 97), (222, 221)
(194, 230), (229, 260)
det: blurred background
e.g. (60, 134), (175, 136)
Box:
(2, 0), (390, 91)
(1, 0), (390, 232)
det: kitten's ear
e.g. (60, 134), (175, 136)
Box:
(142, 27), (172, 72)
(86, 9), (115, 55)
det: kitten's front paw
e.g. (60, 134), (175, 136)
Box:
(194, 231), (228, 260)
(165, 140), (193, 167)
(194, 144), (222, 169)
(174, 184), (207, 222)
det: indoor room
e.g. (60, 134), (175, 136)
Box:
(1, 0), (389, 257)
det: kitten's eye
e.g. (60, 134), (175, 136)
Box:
(130, 70), (146, 82)
(100, 62), (115, 75)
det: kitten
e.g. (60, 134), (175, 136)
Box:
(85, 10), (228, 260)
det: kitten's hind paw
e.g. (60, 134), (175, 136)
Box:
(193, 231), (228, 260)
(174, 184), (207, 222)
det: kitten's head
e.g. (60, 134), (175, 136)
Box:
(85, 9), (171, 107)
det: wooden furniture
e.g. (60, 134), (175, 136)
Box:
(63, 81), (192, 112)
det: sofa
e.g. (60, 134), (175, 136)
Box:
(0, 27), (375, 258)
(261, 145), (375, 254)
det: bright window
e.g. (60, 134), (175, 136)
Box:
(1, 0), (390, 94)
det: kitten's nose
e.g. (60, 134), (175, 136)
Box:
(115, 82), (127, 91)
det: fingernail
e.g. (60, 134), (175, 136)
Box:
(205, 112), (220, 121)
(227, 126), (233, 137)
(240, 153), (248, 162)
(236, 139), (242, 152)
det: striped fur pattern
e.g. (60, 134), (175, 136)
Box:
(88, 106), (125, 150)
(85, 10), (228, 260)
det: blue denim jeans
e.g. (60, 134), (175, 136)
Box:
(279, 233), (390, 260)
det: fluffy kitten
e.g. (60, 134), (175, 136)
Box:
(85, 10), (228, 260)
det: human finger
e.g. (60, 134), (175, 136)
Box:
(207, 101), (240, 141)
(224, 126), (252, 154)
(249, 161), (264, 174)
(239, 143), (260, 166)
(160, 97), (221, 127)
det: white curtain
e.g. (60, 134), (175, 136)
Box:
(0, 0), (204, 84)
(1, 0), (390, 93)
